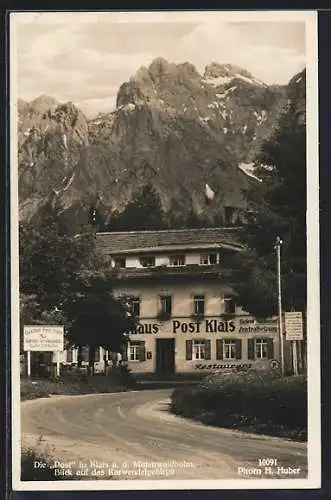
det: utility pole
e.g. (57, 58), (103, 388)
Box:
(275, 236), (285, 376)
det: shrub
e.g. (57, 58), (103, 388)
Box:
(20, 367), (137, 401)
(171, 372), (307, 440)
(21, 449), (60, 481)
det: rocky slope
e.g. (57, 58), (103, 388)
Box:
(18, 59), (304, 230)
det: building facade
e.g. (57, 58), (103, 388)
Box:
(53, 228), (290, 375)
(63, 227), (284, 375)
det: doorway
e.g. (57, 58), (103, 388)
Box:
(156, 339), (175, 375)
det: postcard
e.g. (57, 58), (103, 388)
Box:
(10, 9), (320, 491)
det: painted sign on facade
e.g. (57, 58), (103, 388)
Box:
(128, 317), (278, 335)
(195, 363), (252, 370)
(23, 325), (64, 352)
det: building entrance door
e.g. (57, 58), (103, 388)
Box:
(156, 339), (175, 375)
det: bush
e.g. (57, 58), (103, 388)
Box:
(21, 448), (91, 481)
(171, 372), (307, 440)
(21, 449), (61, 481)
(21, 366), (137, 401)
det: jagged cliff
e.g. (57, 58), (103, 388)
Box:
(17, 59), (304, 230)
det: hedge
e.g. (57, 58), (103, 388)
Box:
(21, 366), (137, 401)
(171, 371), (307, 441)
(21, 449), (64, 481)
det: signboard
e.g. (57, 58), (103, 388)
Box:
(23, 325), (64, 352)
(284, 312), (304, 341)
(128, 317), (278, 336)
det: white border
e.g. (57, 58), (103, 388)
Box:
(10, 10), (320, 491)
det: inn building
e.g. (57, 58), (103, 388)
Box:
(73, 227), (283, 375)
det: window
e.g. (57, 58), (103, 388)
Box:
(131, 297), (141, 317)
(128, 341), (146, 362)
(193, 295), (205, 316)
(248, 338), (273, 360)
(129, 342), (141, 361)
(186, 339), (211, 360)
(223, 340), (236, 360)
(159, 295), (172, 316)
(169, 254), (186, 266)
(140, 256), (155, 267)
(193, 340), (206, 360)
(81, 346), (89, 362)
(224, 295), (236, 314)
(114, 257), (126, 268)
(200, 253), (217, 265)
(94, 347), (101, 362)
(255, 339), (268, 359)
(216, 339), (242, 360)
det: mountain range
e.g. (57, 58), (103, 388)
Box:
(17, 59), (305, 230)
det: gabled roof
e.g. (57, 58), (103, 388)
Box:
(96, 227), (244, 256)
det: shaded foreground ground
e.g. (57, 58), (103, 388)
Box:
(21, 390), (307, 481)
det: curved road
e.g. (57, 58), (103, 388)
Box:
(21, 389), (307, 480)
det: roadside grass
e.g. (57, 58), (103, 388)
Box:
(21, 447), (101, 481)
(21, 367), (137, 401)
(21, 447), (64, 481)
(170, 371), (307, 441)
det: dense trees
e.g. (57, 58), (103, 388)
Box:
(104, 182), (225, 231)
(19, 198), (136, 360)
(105, 183), (168, 231)
(19, 199), (98, 314)
(232, 100), (306, 318)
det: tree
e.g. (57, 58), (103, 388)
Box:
(167, 208), (207, 229)
(64, 274), (136, 373)
(19, 198), (100, 313)
(88, 205), (107, 231)
(19, 198), (136, 372)
(106, 183), (168, 231)
(232, 97), (306, 318)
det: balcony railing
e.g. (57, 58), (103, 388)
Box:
(113, 264), (235, 282)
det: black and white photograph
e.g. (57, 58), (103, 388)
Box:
(10, 10), (320, 491)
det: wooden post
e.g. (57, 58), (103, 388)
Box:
(292, 341), (299, 376)
(27, 351), (31, 377)
(56, 352), (60, 377)
(297, 340), (303, 373)
(276, 238), (285, 376)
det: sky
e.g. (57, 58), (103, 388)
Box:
(12, 11), (308, 117)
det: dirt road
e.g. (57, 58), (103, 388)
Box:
(21, 389), (307, 480)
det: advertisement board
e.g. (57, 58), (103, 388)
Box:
(23, 325), (64, 352)
(284, 312), (304, 341)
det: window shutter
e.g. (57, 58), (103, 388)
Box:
(235, 339), (242, 360)
(122, 345), (128, 362)
(139, 341), (146, 362)
(66, 349), (73, 363)
(186, 340), (193, 360)
(247, 339), (255, 360)
(267, 339), (274, 359)
(204, 340), (211, 360)
(216, 340), (223, 360)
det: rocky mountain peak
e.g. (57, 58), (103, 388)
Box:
(204, 62), (253, 80)
(147, 57), (176, 77)
(287, 68), (306, 125)
(28, 95), (59, 114)
(18, 61), (304, 230)
(203, 62), (266, 89)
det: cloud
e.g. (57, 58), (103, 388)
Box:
(16, 22), (157, 112)
(178, 22), (305, 84)
(75, 96), (117, 117)
(14, 14), (309, 116)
